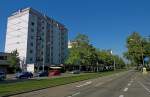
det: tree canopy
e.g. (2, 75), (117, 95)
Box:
(8, 50), (20, 68)
(124, 32), (150, 66)
(65, 33), (125, 71)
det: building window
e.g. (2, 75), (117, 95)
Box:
(51, 47), (53, 50)
(41, 51), (43, 55)
(42, 45), (44, 48)
(30, 50), (33, 53)
(17, 28), (21, 30)
(51, 53), (53, 56)
(16, 42), (20, 44)
(42, 21), (45, 24)
(31, 22), (35, 26)
(42, 27), (44, 29)
(0, 56), (7, 60)
(31, 36), (34, 39)
(30, 58), (33, 61)
(30, 42), (33, 46)
(31, 28), (34, 32)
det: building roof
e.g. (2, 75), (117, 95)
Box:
(9, 7), (68, 30)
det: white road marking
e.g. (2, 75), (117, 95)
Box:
(123, 87), (128, 92)
(119, 95), (124, 97)
(76, 81), (92, 88)
(72, 92), (80, 96)
(128, 83), (131, 86)
(95, 82), (104, 87)
(138, 81), (150, 93)
(108, 78), (113, 81)
(67, 92), (80, 97)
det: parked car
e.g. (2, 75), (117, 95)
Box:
(49, 70), (61, 76)
(70, 70), (80, 74)
(0, 72), (6, 80)
(36, 71), (49, 77)
(16, 72), (33, 79)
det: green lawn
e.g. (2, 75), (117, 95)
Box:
(0, 70), (125, 96)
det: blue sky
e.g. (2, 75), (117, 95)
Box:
(0, 0), (150, 56)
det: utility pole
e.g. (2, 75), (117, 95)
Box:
(113, 57), (116, 71)
(110, 50), (116, 71)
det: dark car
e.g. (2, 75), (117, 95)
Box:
(0, 72), (6, 80)
(16, 72), (33, 79)
(37, 71), (49, 77)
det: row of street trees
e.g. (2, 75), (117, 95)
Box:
(124, 32), (150, 70)
(65, 33), (125, 72)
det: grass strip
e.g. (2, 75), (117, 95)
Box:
(0, 70), (125, 96)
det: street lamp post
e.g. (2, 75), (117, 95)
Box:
(110, 50), (116, 71)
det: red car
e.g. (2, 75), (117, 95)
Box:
(48, 70), (61, 76)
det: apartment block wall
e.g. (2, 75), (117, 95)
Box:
(5, 7), (68, 68)
(5, 10), (30, 63)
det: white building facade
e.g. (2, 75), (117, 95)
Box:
(5, 7), (68, 69)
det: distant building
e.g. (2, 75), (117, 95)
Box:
(68, 40), (77, 48)
(5, 7), (68, 69)
(0, 52), (10, 73)
(68, 40), (73, 48)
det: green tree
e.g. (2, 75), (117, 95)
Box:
(8, 50), (20, 72)
(124, 32), (150, 68)
(65, 33), (98, 71)
(65, 33), (125, 71)
(113, 55), (125, 69)
(97, 49), (125, 70)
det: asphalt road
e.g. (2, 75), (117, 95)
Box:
(11, 70), (150, 97)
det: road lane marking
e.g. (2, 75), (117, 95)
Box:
(72, 92), (80, 96)
(95, 82), (104, 87)
(108, 78), (113, 81)
(138, 81), (150, 93)
(119, 95), (124, 97)
(67, 92), (80, 97)
(123, 87), (128, 92)
(128, 83), (131, 86)
(76, 81), (92, 88)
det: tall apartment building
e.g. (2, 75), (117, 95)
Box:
(5, 7), (68, 69)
